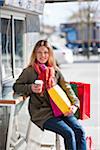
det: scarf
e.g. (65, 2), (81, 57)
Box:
(34, 62), (56, 93)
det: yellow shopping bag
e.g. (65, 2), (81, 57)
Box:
(48, 84), (71, 115)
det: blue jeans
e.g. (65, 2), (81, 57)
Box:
(43, 115), (87, 150)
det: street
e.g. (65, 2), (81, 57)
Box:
(60, 61), (100, 149)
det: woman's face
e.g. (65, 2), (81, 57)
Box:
(36, 46), (49, 64)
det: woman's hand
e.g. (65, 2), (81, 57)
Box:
(31, 84), (42, 93)
(70, 105), (78, 114)
(64, 105), (78, 116)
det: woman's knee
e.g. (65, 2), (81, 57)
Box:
(76, 127), (86, 138)
(64, 128), (75, 140)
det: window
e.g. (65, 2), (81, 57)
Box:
(1, 18), (24, 79)
(14, 20), (24, 68)
(1, 18), (12, 79)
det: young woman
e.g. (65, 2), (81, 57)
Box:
(13, 40), (87, 150)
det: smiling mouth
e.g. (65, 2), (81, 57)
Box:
(40, 58), (47, 61)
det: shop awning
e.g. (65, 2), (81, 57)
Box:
(46, 0), (97, 3)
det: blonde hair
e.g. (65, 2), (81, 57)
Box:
(28, 40), (57, 67)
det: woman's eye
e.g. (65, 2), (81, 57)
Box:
(44, 52), (49, 54)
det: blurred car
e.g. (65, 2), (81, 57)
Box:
(52, 45), (74, 65)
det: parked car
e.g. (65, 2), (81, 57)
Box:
(52, 45), (74, 65)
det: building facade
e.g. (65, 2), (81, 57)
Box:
(0, 1), (56, 150)
(60, 21), (100, 53)
(0, 0), (45, 92)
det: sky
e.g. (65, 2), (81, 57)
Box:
(42, 1), (100, 27)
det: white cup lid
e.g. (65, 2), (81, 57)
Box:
(35, 80), (43, 85)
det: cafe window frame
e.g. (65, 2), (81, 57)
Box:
(1, 12), (25, 81)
